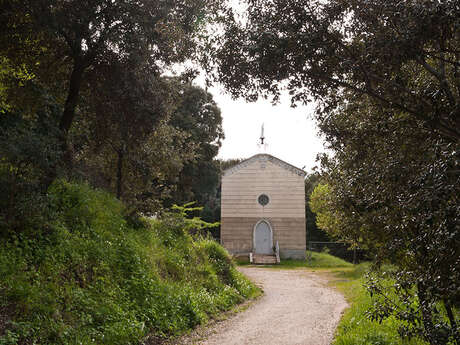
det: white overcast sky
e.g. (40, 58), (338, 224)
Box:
(205, 84), (326, 173)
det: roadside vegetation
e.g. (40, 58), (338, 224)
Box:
(0, 181), (258, 345)
(332, 264), (428, 345)
(1, 3), (248, 343)
(250, 252), (428, 345)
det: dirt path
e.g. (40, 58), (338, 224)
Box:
(180, 267), (348, 345)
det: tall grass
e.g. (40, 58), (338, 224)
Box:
(0, 180), (258, 345)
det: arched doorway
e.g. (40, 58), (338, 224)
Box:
(253, 220), (273, 254)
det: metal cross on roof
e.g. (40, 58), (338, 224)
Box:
(258, 123), (268, 151)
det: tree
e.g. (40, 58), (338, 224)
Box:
(310, 182), (365, 248)
(116, 120), (197, 215)
(309, 182), (362, 263)
(72, 70), (223, 216)
(72, 67), (203, 214)
(1, 0), (228, 178)
(219, 158), (244, 171)
(166, 81), (224, 211)
(316, 93), (459, 344)
(210, 0), (460, 143)
(304, 172), (330, 243)
(73, 55), (172, 198)
(0, 99), (62, 235)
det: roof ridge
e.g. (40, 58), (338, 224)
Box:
(222, 153), (306, 177)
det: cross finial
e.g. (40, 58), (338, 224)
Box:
(260, 123), (265, 145)
(258, 123), (268, 152)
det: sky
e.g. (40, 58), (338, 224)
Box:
(207, 84), (326, 173)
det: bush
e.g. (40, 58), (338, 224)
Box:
(0, 106), (62, 236)
(0, 180), (258, 344)
(333, 265), (428, 345)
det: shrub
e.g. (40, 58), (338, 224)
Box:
(333, 265), (428, 345)
(0, 180), (258, 344)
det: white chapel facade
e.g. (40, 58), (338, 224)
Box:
(220, 154), (306, 260)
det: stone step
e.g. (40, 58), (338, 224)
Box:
(253, 254), (278, 265)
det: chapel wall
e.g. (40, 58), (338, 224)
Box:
(221, 159), (305, 218)
(220, 155), (306, 259)
(221, 217), (306, 258)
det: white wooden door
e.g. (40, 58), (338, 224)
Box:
(254, 221), (272, 254)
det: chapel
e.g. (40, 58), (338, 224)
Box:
(220, 153), (306, 262)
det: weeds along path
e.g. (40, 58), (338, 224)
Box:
(190, 267), (347, 345)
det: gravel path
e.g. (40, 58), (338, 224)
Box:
(191, 267), (348, 345)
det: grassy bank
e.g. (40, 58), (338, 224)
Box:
(0, 180), (258, 345)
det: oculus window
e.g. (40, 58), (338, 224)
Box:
(258, 194), (269, 206)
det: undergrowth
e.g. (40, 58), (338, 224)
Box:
(332, 264), (428, 345)
(0, 180), (258, 345)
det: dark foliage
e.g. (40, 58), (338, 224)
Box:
(0, 100), (62, 235)
(1, 0), (229, 179)
(70, 56), (184, 213)
(304, 172), (330, 243)
(318, 95), (459, 344)
(164, 81), (224, 223)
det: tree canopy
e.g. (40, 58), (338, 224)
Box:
(314, 93), (459, 344)
(0, 0), (229, 225)
(1, 0), (229, 181)
(167, 80), (224, 207)
(211, 0), (460, 143)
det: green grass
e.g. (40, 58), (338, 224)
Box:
(240, 251), (353, 269)
(303, 251), (353, 268)
(0, 180), (259, 345)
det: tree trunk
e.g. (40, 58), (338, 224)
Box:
(43, 59), (86, 189)
(60, 59), (85, 134)
(417, 282), (436, 345)
(116, 150), (123, 200)
(444, 299), (459, 341)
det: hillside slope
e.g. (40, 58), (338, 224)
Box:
(0, 180), (258, 345)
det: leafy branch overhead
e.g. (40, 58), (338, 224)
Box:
(1, 0), (230, 180)
(211, 0), (460, 142)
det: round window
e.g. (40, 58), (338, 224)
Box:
(258, 194), (269, 206)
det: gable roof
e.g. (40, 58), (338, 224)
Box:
(222, 153), (306, 177)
